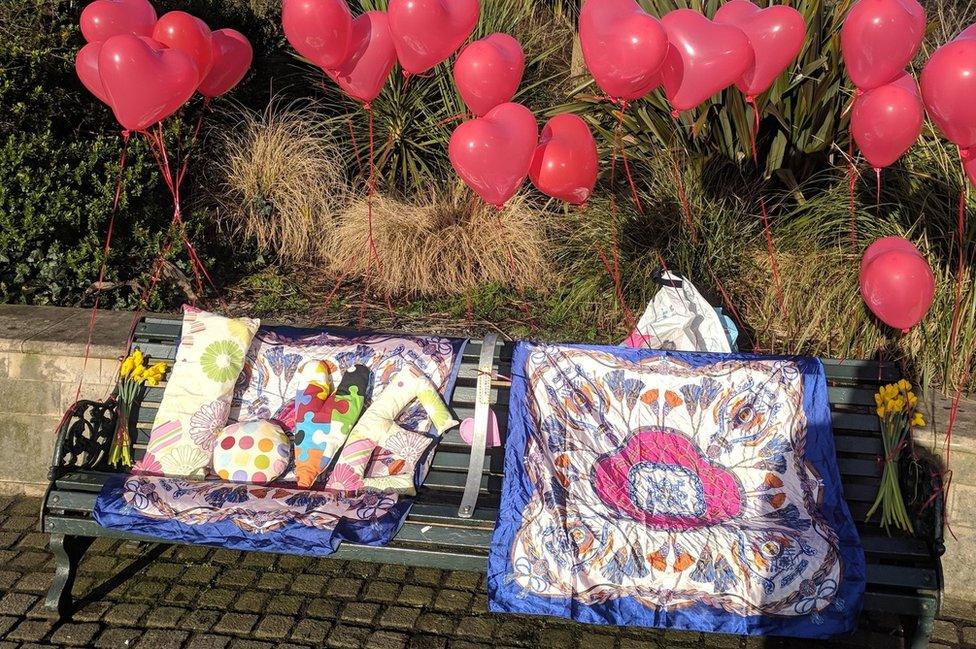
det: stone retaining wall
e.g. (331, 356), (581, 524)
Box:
(1, 303), (975, 610)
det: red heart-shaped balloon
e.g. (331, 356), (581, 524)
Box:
(199, 28), (253, 98)
(153, 11), (214, 84)
(75, 41), (109, 105)
(851, 72), (923, 170)
(579, 0), (668, 103)
(841, 0), (925, 91)
(921, 38), (976, 150)
(660, 9), (755, 113)
(99, 34), (198, 132)
(282, 0), (353, 70)
(453, 33), (525, 117)
(714, 0), (806, 98)
(449, 102), (538, 207)
(860, 247), (934, 332)
(529, 114), (598, 206)
(388, 0), (480, 75)
(324, 11), (397, 105)
(80, 0), (156, 43)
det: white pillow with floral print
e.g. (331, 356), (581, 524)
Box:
(139, 306), (259, 478)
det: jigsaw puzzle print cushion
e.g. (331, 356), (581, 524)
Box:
(213, 420), (291, 484)
(141, 306), (260, 478)
(293, 364), (370, 488)
(489, 342), (865, 639)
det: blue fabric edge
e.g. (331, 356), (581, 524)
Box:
(487, 341), (866, 639)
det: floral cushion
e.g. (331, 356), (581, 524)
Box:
(141, 306), (260, 478)
(213, 420), (291, 484)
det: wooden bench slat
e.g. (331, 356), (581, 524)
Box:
(865, 564), (939, 589)
(833, 411), (881, 433)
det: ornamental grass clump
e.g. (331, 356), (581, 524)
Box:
(867, 380), (926, 533)
(110, 349), (167, 468)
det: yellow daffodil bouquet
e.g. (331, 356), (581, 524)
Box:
(110, 349), (167, 468)
(867, 379), (926, 533)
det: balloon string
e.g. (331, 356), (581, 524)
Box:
(596, 243), (637, 334)
(759, 196), (785, 312)
(600, 105), (636, 335)
(74, 131), (131, 404)
(746, 96), (760, 165)
(435, 113), (466, 128)
(347, 116), (363, 177)
(848, 139), (858, 253)
(669, 151), (698, 242)
(615, 103), (644, 215)
(703, 256), (756, 353)
(875, 168), (882, 219)
(363, 105), (395, 324)
(949, 176), (967, 354)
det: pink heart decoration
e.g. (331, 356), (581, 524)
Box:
(75, 41), (109, 105)
(282, 0), (354, 70)
(98, 34), (198, 132)
(199, 29), (253, 99)
(459, 410), (501, 448)
(80, 0), (157, 43)
(388, 0), (480, 75)
(153, 11), (214, 84)
(660, 9), (755, 114)
(324, 11), (397, 105)
(453, 33), (525, 117)
(529, 114), (599, 206)
(851, 72), (923, 170)
(449, 102), (538, 208)
(921, 38), (976, 149)
(841, 0), (926, 90)
(578, 0), (668, 102)
(714, 0), (806, 98)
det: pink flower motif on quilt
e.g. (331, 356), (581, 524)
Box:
(131, 452), (163, 476)
(188, 400), (230, 452)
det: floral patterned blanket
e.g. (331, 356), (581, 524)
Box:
(488, 342), (865, 638)
(94, 326), (465, 556)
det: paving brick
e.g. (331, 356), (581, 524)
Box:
(4, 515), (37, 531)
(6, 618), (56, 642)
(443, 572), (482, 591)
(103, 602), (149, 626)
(963, 626), (976, 646)
(266, 594), (304, 616)
(198, 588), (238, 609)
(11, 550), (50, 568)
(416, 612), (456, 635)
(467, 593), (488, 613)
(0, 591), (38, 615)
(72, 600), (111, 622)
(182, 565), (219, 585)
(433, 589), (472, 613)
(407, 635), (448, 649)
(340, 601), (380, 625)
(0, 615), (17, 636)
(174, 545), (213, 562)
(454, 616), (495, 641)
(327, 577), (364, 600)
(326, 623), (371, 648)
(26, 598), (59, 620)
(94, 627), (142, 648)
(291, 573), (327, 595)
(379, 606), (421, 631)
(376, 564), (408, 581)
(163, 584), (201, 606)
(49, 622), (100, 646)
(253, 614), (295, 640)
(186, 634), (233, 649)
(495, 620), (539, 646)
(233, 591), (269, 613)
(145, 605), (187, 629)
(181, 609), (222, 632)
(123, 579), (167, 602)
(306, 598), (341, 620)
(290, 618), (332, 645)
(228, 640), (276, 649)
(133, 628), (190, 649)
(0, 570), (20, 589)
(451, 642), (493, 649)
(578, 631), (617, 649)
(409, 567), (443, 586)
(210, 549), (244, 565)
(217, 569), (257, 588)
(241, 552), (277, 568)
(399, 585), (434, 607)
(933, 620), (960, 644)
(363, 581), (401, 603)
(277, 554), (314, 572)
(254, 572), (293, 591)
(213, 612), (259, 636)
(16, 532), (50, 550)
(146, 561), (186, 580)
(15, 571), (52, 593)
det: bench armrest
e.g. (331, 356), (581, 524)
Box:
(48, 399), (119, 481)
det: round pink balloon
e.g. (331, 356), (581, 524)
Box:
(98, 34), (198, 132)
(80, 0), (156, 44)
(324, 11), (397, 105)
(841, 0), (926, 91)
(199, 28), (253, 98)
(529, 114), (599, 205)
(449, 102), (538, 207)
(921, 38), (976, 150)
(861, 235), (922, 275)
(660, 9), (755, 113)
(152, 11), (214, 84)
(860, 247), (935, 332)
(454, 34), (525, 117)
(714, 0), (806, 98)
(578, 0), (668, 102)
(282, 0), (353, 70)
(75, 41), (109, 105)
(388, 0), (480, 75)
(956, 24), (976, 41)
(851, 73), (923, 170)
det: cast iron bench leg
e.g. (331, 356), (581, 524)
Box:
(45, 533), (94, 620)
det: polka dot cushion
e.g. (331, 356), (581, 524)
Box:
(213, 420), (291, 484)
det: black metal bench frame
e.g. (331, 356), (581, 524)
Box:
(40, 316), (945, 647)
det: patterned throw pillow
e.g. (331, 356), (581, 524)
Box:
(140, 306), (259, 478)
(213, 420), (291, 484)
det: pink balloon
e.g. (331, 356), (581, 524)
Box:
(388, 0), (479, 75)
(75, 41), (109, 105)
(529, 114), (598, 205)
(324, 11), (397, 105)
(578, 0), (668, 103)
(851, 73), (923, 170)
(282, 0), (353, 70)
(449, 102), (538, 208)
(153, 12), (214, 84)
(80, 0), (156, 43)
(199, 29), (253, 98)
(453, 34), (525, 117)
(956, 24), (976, 41)
(965, 148), (976, 188)
(861, 235), (922, 275)
(841, 0), (925, 91)
(98, 35), (198, 132)
(921, 38), (976, 149)
(660, 10), (755, 113)
(860, 247), (935, 332)
(714, 0), (806, 98)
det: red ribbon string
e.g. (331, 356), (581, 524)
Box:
(596, 242), (637, 334)
(949, 171), (968, 354)
(746, 96), (760, 165)
(848, 139), (858, 253)
(364, 105), (395, 321)
(759, 196), (785, 312)
(670, 151), (698, 243)
(875, 168), (882, 218)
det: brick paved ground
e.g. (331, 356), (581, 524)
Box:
(0, 496), (972, 649)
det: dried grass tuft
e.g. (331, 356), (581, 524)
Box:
(217, 102), (347, 265)
(327, 193), (558, 298)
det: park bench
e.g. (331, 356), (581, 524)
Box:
(40, 315), (945, 647)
